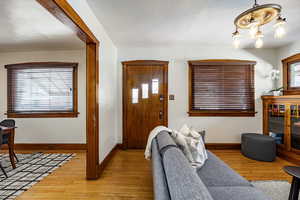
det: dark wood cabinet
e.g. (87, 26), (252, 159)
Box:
(262, 95), (300, 163)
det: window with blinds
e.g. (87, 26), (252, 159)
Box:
(5, 62), (78, 118)
(188, 60), (256, 117)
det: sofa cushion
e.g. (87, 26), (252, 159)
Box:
(163, 146), (213, 200)
(151, 138), (171, 200)
(208, 186), (271, 200)
(197, 151), (252, 187)
(156, 131), (177, 154)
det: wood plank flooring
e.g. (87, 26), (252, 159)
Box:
(15, 149), (295, 200)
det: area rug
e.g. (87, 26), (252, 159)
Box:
(252, 180), (299, 200)
(0, 153), (74, 199)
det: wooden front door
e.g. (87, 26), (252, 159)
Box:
(123, 60), (168, 149)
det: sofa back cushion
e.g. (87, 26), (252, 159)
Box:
(162, 146), (214, 200)
(156, 131), (177, 154)
(151, 138), (171, 200)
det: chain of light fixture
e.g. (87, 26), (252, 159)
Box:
(232, 0), (287, 48)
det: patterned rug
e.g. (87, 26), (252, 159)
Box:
(0, 153), (74, 199)
(252, 180), (299, 200)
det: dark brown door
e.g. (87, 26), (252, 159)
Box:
(123, 60), (168, 149)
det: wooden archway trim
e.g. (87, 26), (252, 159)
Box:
(37, 0), (100, 180)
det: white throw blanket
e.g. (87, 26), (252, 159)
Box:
(144, 126), (172, 160)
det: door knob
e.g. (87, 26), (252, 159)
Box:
(160, 95), (164, 101)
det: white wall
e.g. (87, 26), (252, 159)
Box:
(67, 0), (118, 162)
(117, 45), (278, 143)
(0, 49), (86, 143)
(276, 41), (300, 86)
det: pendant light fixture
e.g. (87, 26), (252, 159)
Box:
(232, 0), (287, 48)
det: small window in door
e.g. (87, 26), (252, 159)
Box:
(142, 84), (149, 99)
(152, 79), (159, 94)
(132, 88), (139, 104)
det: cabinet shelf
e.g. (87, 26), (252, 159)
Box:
(262, 95), (300, 163)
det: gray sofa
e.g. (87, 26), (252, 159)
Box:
(151, 131), (271, 200)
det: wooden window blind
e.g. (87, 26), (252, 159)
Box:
(5, 62), (78, 118)
(188, 60), (256, 117)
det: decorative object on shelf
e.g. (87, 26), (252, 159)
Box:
(269, 69), (280, 81)
(232, 0), (287, 48)
(265, 69), (281, 94)
(269, 87), (283, 96)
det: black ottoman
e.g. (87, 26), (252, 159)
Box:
(241, 133), (276, 162)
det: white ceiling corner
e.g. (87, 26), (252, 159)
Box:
(87, 0), (300, 49)
(0, 0), (84, 52)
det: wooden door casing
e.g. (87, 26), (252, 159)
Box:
(122, 60), (168, 149)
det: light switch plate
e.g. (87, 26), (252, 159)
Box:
(169, 94), (175, 100)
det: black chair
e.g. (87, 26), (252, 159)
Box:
(0, 119), (18, 163)
(0, 128), (8, 178)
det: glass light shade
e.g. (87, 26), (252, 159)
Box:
(233, 38), (240, 48)
(255, 37), (263, 48)
(274, 25), (286, 38)
(249, 21), (259, 38)
(232, 30), (241, 48)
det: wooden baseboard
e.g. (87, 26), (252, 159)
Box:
(98, 144), (121, 176)
(2, 143), (87, 150)
(206, 143), (241, 150)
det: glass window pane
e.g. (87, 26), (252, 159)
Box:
(13, 67), (73, 112)
(142, 84), (149, 99)
(152, 79), (159, 94)
(290, 104), (300, 149)
(290, 62), (300, 87)
(132, 88), (139, 104)
(268, 104), (285, 145)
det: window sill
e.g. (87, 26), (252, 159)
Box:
(6, 112), (79, 118)
(188, 110), (256, 117)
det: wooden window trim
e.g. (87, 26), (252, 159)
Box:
(282, 53), (300, 95)
(188, 59), (256, 117)
(5, 62), (78, 118)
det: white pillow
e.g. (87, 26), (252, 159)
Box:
(180, 124), (203, 140)
(170, 130), (194, 163)
(179, 124), (190, 137)
(190, 129), (201, 139)
(186, 136), (208, 168)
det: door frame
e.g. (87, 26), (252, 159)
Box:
(37, 0), (100, 179)
(122, 60), (169, 149)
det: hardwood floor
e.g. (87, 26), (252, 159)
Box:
(16, 149), (295, 200)
(213, 150), (294, 182)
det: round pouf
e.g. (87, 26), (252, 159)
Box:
(241, 133), (276, 162)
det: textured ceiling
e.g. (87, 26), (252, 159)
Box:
(0, 0), (84, 52)
(87, 0), (300, 48)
